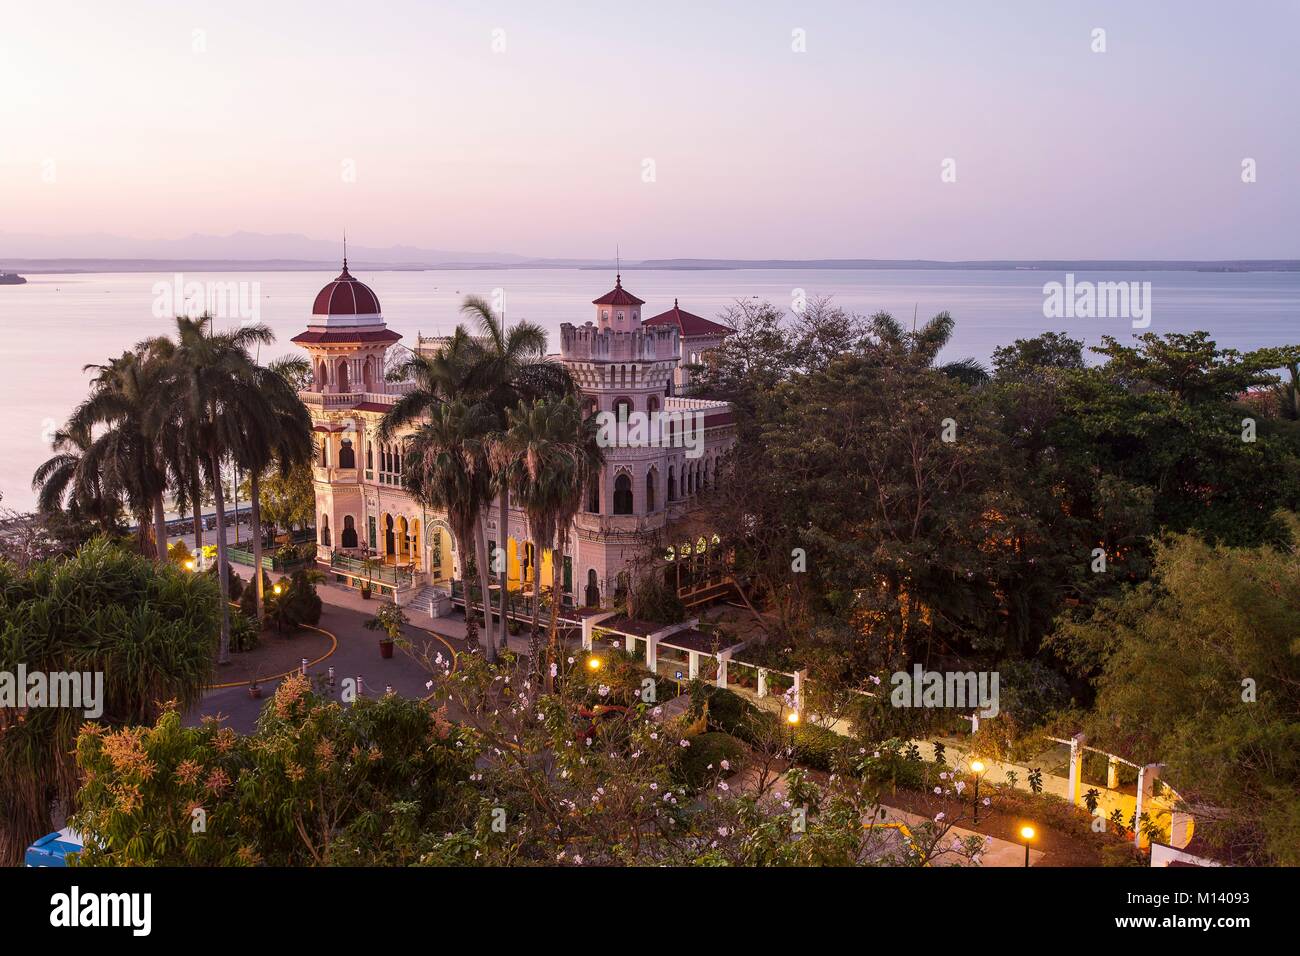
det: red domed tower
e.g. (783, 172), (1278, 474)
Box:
(292, 258), (400, 395)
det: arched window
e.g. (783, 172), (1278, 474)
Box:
(588, 479), (600, 514)
(338, 439), (356, 469)
(647, 395), (659, 415)
(341, 515), (357, 548)
(645, 470), (656, 511)
(316, 360), (327, 390)
(585, 569), (600, 607)
(614, 397), (634, 423)
(365, 441), (372, 470)
(337, 359), (349, 392)
(363, 356), (375, 391)
(702, 460), (709, 492)
(613, 473), (633, 515)
(320, 514), (331, 546)
(668, 465), (676, 501)
(320, 438), (328, 467)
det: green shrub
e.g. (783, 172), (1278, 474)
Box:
(264, 569), (323, 633)
(239, 569), (274, 620)
(790, 723), (846, 772)
(229, 610), (260, 653)
(674, 732), (745, 790)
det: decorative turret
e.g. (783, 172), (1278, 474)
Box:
(291, 259), (400, 394)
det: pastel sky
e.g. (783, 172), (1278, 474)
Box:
(1, 0), (1296, 260)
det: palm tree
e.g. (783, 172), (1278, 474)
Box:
(31, 422), (120, 532)
(400, 401), (499, 660)
(67, 347), (174, 558)
(158, 314), (279, 663)
(458, 295), (575, 650)
(498, 396), (603, 691)
(869, 310), (990, 384)
(238, 356), (313, 616)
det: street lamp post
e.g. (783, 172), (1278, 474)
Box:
(1019, 824), (1036, 867)
(970, 759), (986, 824)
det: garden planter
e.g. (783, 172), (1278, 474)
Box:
(248, 683), (262, 699)
(379, 639), (395, 659)
(361, 587), (372, 600)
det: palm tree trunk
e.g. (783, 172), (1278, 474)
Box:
(191, 470), (204, 551)
(497, 484), (509, 650)
(456, 531), (478, 654)
(473, 521), (498, 663)
(528, 543), (544, 675)
(250, 469), (264, 616)
(545, 539), (563, 694)
(152, 492), (169, 564)
(136, 509), (153, 557)
(209, 451), (233, 664)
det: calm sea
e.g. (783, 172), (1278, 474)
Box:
(2, 267), (1297, 511)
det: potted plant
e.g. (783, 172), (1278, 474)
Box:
(248, 680), (262, 699)
(360, 555), (376, 600)
(364, 600), (407, 659)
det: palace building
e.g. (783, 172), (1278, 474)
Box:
(294, 262), (735, 612)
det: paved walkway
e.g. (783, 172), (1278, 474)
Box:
(188, 556), (573, 732)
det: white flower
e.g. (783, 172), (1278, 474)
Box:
(955, 780), (966, 794)
(982, 797), (990, 806)
(935, 812), (945, 822)
(720, 759), (730, 770)
(933, 787), (942, 795)
(679, 739), (690, 748)
(717, 826), (730, 836)
(718, 782), (730, 791)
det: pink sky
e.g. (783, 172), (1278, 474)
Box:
(1, 0), (1295, 260)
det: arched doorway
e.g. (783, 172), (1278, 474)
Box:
(384, 513), (395, 559)
(341, 515), (357, 548)
(585, 569), (600, 607)
(396, 516), (409, 563)
(337, 358), (350, 392)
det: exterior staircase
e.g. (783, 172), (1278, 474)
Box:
(406, 585), (452, 618)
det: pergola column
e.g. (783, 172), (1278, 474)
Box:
(1134, 763), (1161, 849)
(1067, 733), (1087, 805)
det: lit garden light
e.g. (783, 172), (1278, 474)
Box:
(273, 583), (282, 595)
(586, 656), (602, 672)
(970, 759), (987, 824)
(786, 711), (800, 725)
(184, 559), (195, 571)
(1019, 824), (1036, 867)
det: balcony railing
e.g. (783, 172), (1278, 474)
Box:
(329, 552), (415, 586)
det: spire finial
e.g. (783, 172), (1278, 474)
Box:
(343, 229), (348, 272)
(674, 297), (679, 308)
(616, 244), (621, 285)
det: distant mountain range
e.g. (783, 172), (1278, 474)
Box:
(2, 231), (1297, 273)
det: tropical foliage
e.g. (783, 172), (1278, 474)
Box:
(0, 539), (219, 864)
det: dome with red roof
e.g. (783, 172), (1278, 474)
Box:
(311, 261), (382, 318)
